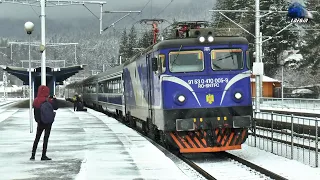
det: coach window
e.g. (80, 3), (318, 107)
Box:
(109, 80), (113, 93)
(116, 79), (119, 93)
(116, 79), (120, 93)
(120, 79), (123, 92)
(113, 80), (116, 93)
(211, 49), (243, 70)
(99, 83), (103, 93)
(117, 79), (120, 93)
(91, 85), (95, 93)
(93, 84), (97, 93)
(112, 80), (116, 93)
(102, 81), (107, 93)
(169, 50), (204, 73)
(114, 80), (117, 93)
(110, 80), (113, 93)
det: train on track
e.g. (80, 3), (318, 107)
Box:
(65, 21), (253, 153)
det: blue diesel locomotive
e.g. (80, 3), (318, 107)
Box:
(65, 26), (253, 153)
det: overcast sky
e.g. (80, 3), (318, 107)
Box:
(0, 0), (210, 19)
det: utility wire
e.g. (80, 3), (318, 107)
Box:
(156, 0), (174, 17)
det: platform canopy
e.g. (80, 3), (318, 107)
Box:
(0, 64), (87, 85)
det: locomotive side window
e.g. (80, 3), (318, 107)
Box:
(169, 50), (204, 73)
(246, 51), (252, 70)
(211, 49), (243, 70)
(158, 54), (166, 73)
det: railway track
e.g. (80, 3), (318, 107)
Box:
(0, 100), (19, 108)
(91, 106), (288, 180)
(179, 152), (288, 180)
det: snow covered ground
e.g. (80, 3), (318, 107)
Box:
(0, 104), (319, 180)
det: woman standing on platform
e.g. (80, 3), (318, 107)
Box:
(30, 85), (58, 161)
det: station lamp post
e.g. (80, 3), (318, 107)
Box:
(24, 21), (34, 133)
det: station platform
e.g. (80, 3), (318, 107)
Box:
(0, 100), (190, 180)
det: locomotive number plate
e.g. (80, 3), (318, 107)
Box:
(187, 78), (229, 88)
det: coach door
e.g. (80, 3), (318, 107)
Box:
(146, 53), (155, 122)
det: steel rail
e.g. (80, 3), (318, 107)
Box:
(224, 152), (288, 180)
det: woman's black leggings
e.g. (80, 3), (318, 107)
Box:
(31, 123), (52, 156)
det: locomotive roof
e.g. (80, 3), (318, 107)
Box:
(123, 36), (248, 65)
(153, 36), (248, 50)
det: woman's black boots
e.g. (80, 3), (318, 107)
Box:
(30, 152), (35, 160)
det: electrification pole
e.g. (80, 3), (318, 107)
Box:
(2, 72), (6, 101)
(40, 0), (46, 85)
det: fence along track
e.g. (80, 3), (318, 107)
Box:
(250, 112), (319, 167)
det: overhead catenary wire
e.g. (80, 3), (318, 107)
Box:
(29, 4), (40, 17)
(124, 0), (153, 30)
(82, 4), (99, 19)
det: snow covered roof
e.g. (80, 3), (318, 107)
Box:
(284, 53), (303, 62)
(251, 75), (280, 83)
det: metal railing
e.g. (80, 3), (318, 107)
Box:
(252, 97), (320, 111)
(246, 111), (319, 168)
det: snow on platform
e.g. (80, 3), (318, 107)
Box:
(0, 107), (190, 180)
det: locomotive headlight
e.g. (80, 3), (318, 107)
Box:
(234, 92), (242, 99)
(208, 36), (214, 42)
(178, 95), (186, 102)
(199, 36), (205, 43)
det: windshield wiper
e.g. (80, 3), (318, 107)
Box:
(212, 63), (222, 69)
(171, 45), (183, 66)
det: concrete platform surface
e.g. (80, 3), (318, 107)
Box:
(0, 107), (190, 180)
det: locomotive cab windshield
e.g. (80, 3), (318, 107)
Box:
(166, 47), (246, 73)
(211, 49), (244, 70)
(169, 50), (204, 72)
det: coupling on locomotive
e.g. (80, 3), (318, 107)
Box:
(65, 21), (253, 153)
